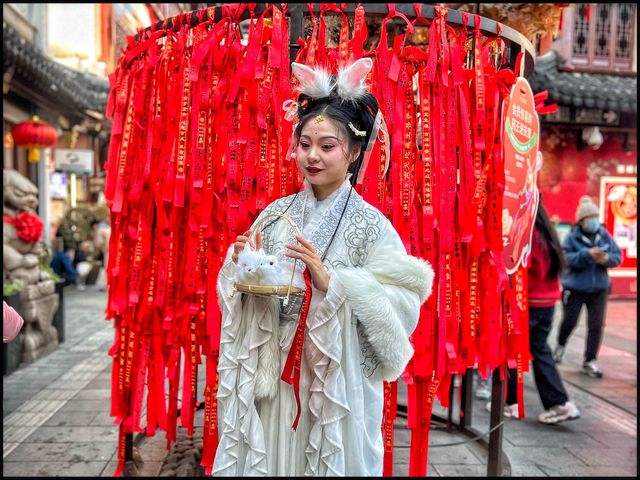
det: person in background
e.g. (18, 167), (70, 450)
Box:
(3, 301), (24, 343)
(501, 202), (581, 424)
(50, 242), (79, 286)
(90, 219), (111, 291)
(73, 240), (94, 290)
(553, 196), (622, 378)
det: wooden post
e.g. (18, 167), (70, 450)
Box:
(459, 368), (474, 430)
(487, 368), (505, 476)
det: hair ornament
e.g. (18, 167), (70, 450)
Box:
(348, 122), (367, 137)
(356, 110), (390, 185)
(282, 99), (299, 122)
(336, 58), (373, 102)
(291, 58), (374, 103)
(291, 63), (334, 99)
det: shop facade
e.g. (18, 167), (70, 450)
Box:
(530, 4), (637, 298)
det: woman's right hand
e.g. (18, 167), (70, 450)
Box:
(231, 230), (262, 263)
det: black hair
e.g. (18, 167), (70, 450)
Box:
(535, 201), (567, 278)
(294, 91), (379, 186)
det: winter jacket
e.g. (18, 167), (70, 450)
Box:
(560, 225), (621, 293)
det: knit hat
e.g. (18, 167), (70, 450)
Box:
(575, 195), (599, 223)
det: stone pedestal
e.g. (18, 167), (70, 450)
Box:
(52, 281), (65, 343)
(20, 281), (59, 364)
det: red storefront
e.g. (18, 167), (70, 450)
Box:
(537, 128), (637, 298)
(529, 3), (637, 298)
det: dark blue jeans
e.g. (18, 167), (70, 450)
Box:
(558, 288), (608, 362)
(507, 306), (569, 409)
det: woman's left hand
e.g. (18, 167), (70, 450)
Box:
(285, 235), (330, 293)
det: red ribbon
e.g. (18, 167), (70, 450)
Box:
(382, 381), (397, 476)
(280, 268), (312, 431)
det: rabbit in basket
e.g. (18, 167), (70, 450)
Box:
(236, 243), (291, 286)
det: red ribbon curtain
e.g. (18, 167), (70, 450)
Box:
(105, 3), (532, 476)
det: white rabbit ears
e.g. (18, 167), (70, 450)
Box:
(336, 58), (373, 102)
(291, 58), (373, 102)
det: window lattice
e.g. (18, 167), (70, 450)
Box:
(615, 4), (635, 60)
(573, 3), (589, 56)
(594, 4), (612, 57)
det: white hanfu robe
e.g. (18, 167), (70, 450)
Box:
(214, 179), (434, 476)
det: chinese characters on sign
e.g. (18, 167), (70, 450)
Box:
(501, 77), (541, 274)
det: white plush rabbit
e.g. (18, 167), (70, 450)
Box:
(235, 243), (265, 284)
(257, 254), (289, 286)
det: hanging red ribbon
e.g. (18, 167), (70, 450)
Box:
(280, 268), (313, 431)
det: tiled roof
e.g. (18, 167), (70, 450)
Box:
(3, 21), (110, 118)
(529, 50), (637, 114)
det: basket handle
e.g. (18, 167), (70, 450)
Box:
(250, 212), (302, 239)
(248, 212), (303, 302)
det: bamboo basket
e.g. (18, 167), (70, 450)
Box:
(234, 212), (305, 303)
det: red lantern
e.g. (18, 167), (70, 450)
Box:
(11, 116), (58, 163)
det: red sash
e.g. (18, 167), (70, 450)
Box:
(280, 269), (313, 431)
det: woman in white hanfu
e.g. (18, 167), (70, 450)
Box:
(214, 58), (434, 476)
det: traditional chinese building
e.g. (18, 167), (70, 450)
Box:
(529, 4), (637, 298)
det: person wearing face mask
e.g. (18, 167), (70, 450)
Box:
(214, 59), (434, 476)
(553, 196), (621, 378)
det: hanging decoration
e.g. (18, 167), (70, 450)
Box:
(11, 115), (58, 163)
(104, 4), (295, 476)
(105, 3), (543, 477)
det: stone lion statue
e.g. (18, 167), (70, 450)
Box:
(3, 169), (59, 362)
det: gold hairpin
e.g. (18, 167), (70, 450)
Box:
(314, 114), (325, 124)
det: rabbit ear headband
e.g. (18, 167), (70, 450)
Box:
(284, 58), (390, 183)
(291, 57), (373, 102)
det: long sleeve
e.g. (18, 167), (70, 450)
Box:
(601, 229), (622, 268)
(322, 224), (434, 381)
(563, 233), (592, 270)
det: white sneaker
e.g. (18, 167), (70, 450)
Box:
(503, 403), (520, 419)
(475, 382), (491, 399)
(485, 402), (519, 419)
(538, 401), (580, 425)
(581, 360), (603, 378)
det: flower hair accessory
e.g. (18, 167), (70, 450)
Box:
(348, 122), (366, 137)
(282, 99), (299, 122)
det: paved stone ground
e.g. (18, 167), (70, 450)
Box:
(3, 286), (637, 476)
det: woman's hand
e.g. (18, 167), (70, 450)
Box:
(285, 235), (330, 293)
(231, 230), (262, 264)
